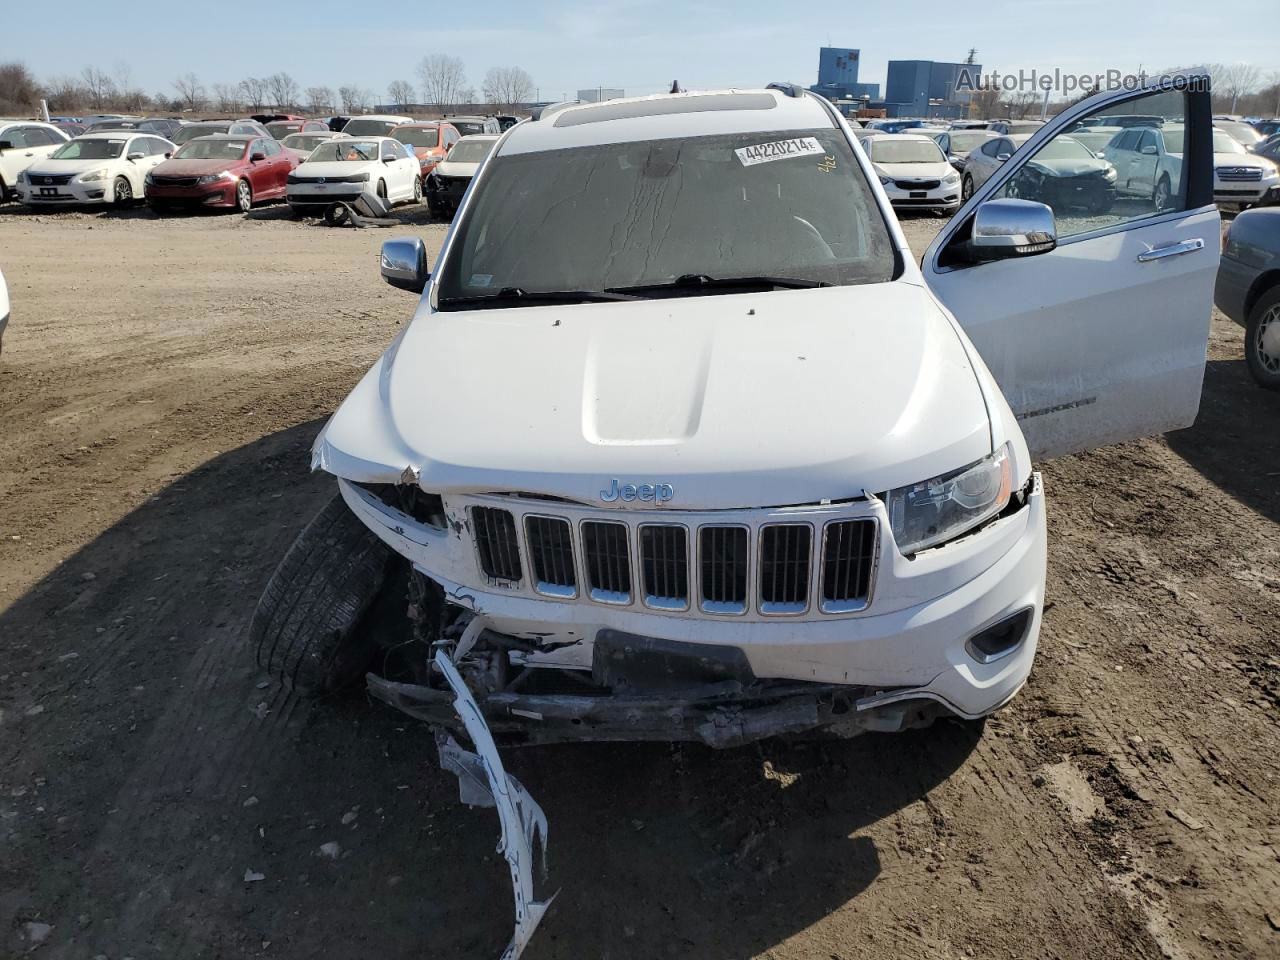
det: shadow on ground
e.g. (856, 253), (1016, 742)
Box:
(1, 419), (981, 960)
(1166, 357), (1280, 524)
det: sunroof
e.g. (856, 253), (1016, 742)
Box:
(554, 93), (777, 127)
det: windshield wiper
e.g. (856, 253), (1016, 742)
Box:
(439, 287), (642, 308)
(607, 274), (831, 296)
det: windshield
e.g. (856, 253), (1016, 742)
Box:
(267, 121), (303, 138)
(947, 132), (991, 153)
(284, 134), (332, 153)
(307, 140), (380, 161)
(172, 124), (230, 144)
(436, 129), (895, 304)
(393, 127), (439, 148)
(1217, 121), (1262, 144)
(1007, 122), (1045, 134)
(446, 139), (496, 163)
(452, 121), (486, 136)
(342, 118), (397, 137)
(173, 139), (248, 160)
(868, 138), (944, 163)
(1036, 137), (1094, 161)
(51, 138), (127, 160)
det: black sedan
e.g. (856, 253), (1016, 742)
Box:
(1003, 135), (1116, 214)
(1215, 206), (1280, 389)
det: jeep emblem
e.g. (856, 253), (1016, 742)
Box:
(600, 478), (674, 504)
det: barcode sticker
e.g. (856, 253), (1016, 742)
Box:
(734, 137), (825, 167)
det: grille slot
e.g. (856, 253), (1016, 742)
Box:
(525, 515), (576, 598)
(759, 524), (812, 614)
(821, 519), (877, 612)
(1216, 166), (1262, 182)
(699, 526), (749, 614)
(582, 521), (631, 603)
(471, 507), (522, 582)
(639, 525), (689, 610)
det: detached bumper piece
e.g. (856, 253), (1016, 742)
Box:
(367, 629), (939, 748)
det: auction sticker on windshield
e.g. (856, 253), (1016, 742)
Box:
(735, 137), (825, 167)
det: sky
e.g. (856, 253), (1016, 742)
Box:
(8, 0), (1277, 104)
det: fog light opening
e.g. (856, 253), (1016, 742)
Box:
(965, 608), (1033, 665)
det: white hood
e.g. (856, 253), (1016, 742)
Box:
(25, 157), (120, 176)
(314, 283), (993, 510)
(873, 160), (956, 182)
(294, 159), (379, 178)
(434, 159), (481, 178)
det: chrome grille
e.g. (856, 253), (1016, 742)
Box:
(894, 178), (941, 189)
(821, 519), (877, 612)
(1216, 166), (1262, 182)
(699, 526), (749, 614)
(471, 507), (522, 582)
(582, 521), (631, 603)
(759, 524), (812, 614)
(30, 173), (74, 186)
(525, 515), (576, 597)
(639, 524), (689, 610)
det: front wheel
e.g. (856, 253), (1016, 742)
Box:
(1245, 286), (1280, 390)
(1152, 176), (1172, 213)
(235, 178), (253, 213)
(412, 175), (422, 203)
(112, 176), (133, 207)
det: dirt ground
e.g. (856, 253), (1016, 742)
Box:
(0, 201), (1276, 960)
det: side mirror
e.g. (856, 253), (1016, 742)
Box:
(251, 151), (266, 162)
(1140, 144), (1158, 155)
(164, 151), (172, 158)
(127, 151), (144, 161)
(969, 198), (1057, 262)
(380, 237), (429, 293)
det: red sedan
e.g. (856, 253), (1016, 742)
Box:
(144, 134), (296, 213)
(389, 122), (460, 180)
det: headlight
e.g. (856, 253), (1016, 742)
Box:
(1102, 166), (1117, 181)
(355, 172), (370, 182)
(883, 444), (1013, 555)
(195, 171), (235, 185)
(16, 172), (27, 184)
(144, 172), (155, 185)
(943, 171), (961, 185)
(78, 169), (109, 182)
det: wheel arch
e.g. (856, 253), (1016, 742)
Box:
(1245, 269), (1280, 319)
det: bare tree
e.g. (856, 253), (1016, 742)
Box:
(338, 85), (361, 113)
(239, 76), (268, 112)
(44, 74), (86, 112)
(265, 72), (300, 111)
(211, 83), (241, 114)
(971, 87), (1001, 119)
(417, 54), (466, 109)
(172, 72), (205, 112)
(387, 79), (416, 110)
(482, 66), (533, 109)
(305, 85), (335, 113)
(81, 66), (116, 111)
(0, 62), (41, 114)
(1218, 62), (1262, 112)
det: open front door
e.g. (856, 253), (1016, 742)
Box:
(923, 74), (1218, 460)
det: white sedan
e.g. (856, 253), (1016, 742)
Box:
(0, 120), (70, 201)
(286, 136), (421, 214)
(862, 133), (962, 214)
(16, 132), (175, 207)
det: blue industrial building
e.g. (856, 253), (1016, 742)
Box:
(882, 59), (980, 119)
(808, 47), (880, 102)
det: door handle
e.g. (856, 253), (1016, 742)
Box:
(1137, 238), (1205, 262)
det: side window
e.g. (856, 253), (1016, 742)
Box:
(29, 127), (59, 146)
(381, 140), (399, 160)
(5, 128), (31, 147)
(981, 139), (1000, 157)
(264, 140), (281, 156)
(993, 88), (1189, 238)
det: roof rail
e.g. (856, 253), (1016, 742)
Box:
(531, 101), (580, 122)
(767, 82), (807, 99)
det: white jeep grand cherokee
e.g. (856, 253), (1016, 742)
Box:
(254, 75), (1218, 750)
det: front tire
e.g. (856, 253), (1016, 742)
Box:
(112, 176), (133, 207)
(412, 175), (422, 203)
(1245, 286), (1280, 390)
(1153, 176), (1172, 213)
(251, 494), (393, 695)
(962, 174), (975, 201)
(235, 178), (252, 213)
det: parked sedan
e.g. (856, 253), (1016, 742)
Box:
(1215, 206), (1280, 389)
(390, 121), (460, 180)
(17, 131), (173, 207)
(145, 134), (295, 213)
(280, 130), (348, 163)
(425, 133), (498, 218)
(928, 129), (997, 171)
(0, 121), (70, 200)
(961, 134), (1031, 199)
(863, 134), (961, 214)
(1214, 119), (1264, 149)
(1105, 125), (1279, 210)
(170, 120), (271, 146)
(267, 118), (331, 139)
(1002, 135), (1116, 214)
(286, 136), (421, 214)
